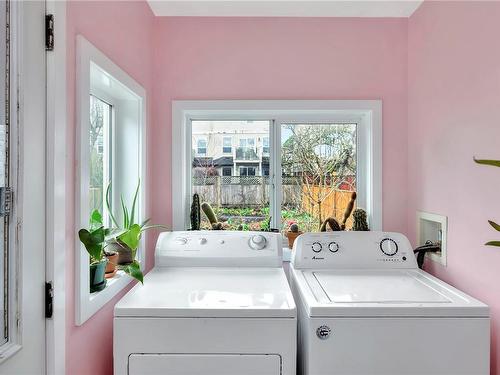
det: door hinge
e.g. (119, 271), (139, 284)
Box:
(45, 14), (54, 51)
(45, 281), (53, 319)
(0, 187), (12, 217)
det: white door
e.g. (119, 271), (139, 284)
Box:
(0, 1), (47, 374)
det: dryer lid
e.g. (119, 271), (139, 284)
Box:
(114, 267), (296, 318)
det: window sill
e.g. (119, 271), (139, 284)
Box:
(0, 343), (22, 364)
(76, 267), (135, 326)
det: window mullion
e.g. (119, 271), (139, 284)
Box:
(270, 118), (282, 232)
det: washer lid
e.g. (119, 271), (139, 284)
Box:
(114, 267), (296, 318)
(314, 271), (450, 303)
(294, 269), (489, 317)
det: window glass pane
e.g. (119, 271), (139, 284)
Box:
(281, 123), (357, 233)
(192, 121), (270, 231)
(89, 95), (112, 221)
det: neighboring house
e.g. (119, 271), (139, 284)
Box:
(192, 121), (270, 177)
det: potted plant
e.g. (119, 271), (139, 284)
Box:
(78, 210), (108, 292)
(106, 180), (165, 284)
(475, 158), (500, 247)
(286, 222), (303, 249)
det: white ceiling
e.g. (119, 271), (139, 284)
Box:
(147, 0), (423, 18)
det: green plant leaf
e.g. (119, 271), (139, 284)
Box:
(78, 228), (104, 260)
(140, 224), (167, 233)
(130, 179), (140, 227)
(117, 224), (141, 250)
(121, 196), (129, 229)
(488, 220), (500, 232)
(140, 218), (151, 229)
(123, 260), (143, 284)
(485, 241), (500, 247)
(105, 183), (119, 227)
(90, 209), (103, 230)
(474, 158), (500, 168)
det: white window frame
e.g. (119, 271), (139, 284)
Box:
(75, 36), (146, 325)
(172, 100), (382, 233)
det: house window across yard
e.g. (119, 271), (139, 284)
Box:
(263, 136), (270, 154)
(173, 100), (382, 235)
(197, 139), (207, 155)
(239, 166), (256, 176)
(222, 137), (232, 154)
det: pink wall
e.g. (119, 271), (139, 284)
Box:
(150, 17), (409, 234)
(408, 2), (500, 373)
(66, 2), (155, 374)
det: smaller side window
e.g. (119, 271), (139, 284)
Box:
(197, 139), (207, 155)
(222, 137), (232, 154)
(222, 167), (232, 176)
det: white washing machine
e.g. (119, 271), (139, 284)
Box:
(114, 231), (296, 375)
(290, 231), (490, 375)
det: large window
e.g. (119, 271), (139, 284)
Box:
(173, 100), (382, 235)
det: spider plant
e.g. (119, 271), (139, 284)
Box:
(106, 179), (165, 283)
(474, 158), (500, 247)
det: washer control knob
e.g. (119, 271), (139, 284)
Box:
(328, 242), (339, 253)
(380, 238), (398, 256)
(312, 242), (322, 253)
(175, 237), (188, 245)
(199, 238), (207, 245)
(316, 325), (331, 340)
(249, 235), (267, 250)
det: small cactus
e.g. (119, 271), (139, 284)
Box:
(201, 202), (218, 225)
(289, 223), (299, 233)
(190, 194), (201, 230)
(341, 192), (357, 230)
(352, 208), (369, 231)
(320, 217), (342, 232)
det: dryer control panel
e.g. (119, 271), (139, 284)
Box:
(291, 231), (417, 269)
(155, 231), (283, 267)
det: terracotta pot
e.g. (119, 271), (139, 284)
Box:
(286, 231), (303, 249)
(105, 252), (119, 278)
(107, 241), (135, 265)
(89, 260), (108, 293)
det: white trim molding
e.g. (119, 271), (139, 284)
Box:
(75, 36), (146, 325)
(172, 100), (382, 232)
(45, 0), (67, 373)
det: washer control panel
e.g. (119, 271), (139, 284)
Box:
(291, 231), (417, 269)
(155, 231), (282, 267)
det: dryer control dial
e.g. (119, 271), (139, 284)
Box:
(312, 242), (322, 253)
(380, 238), (398, 256)
(328, 242), (339, 253)
(249, 235), (267, 250)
